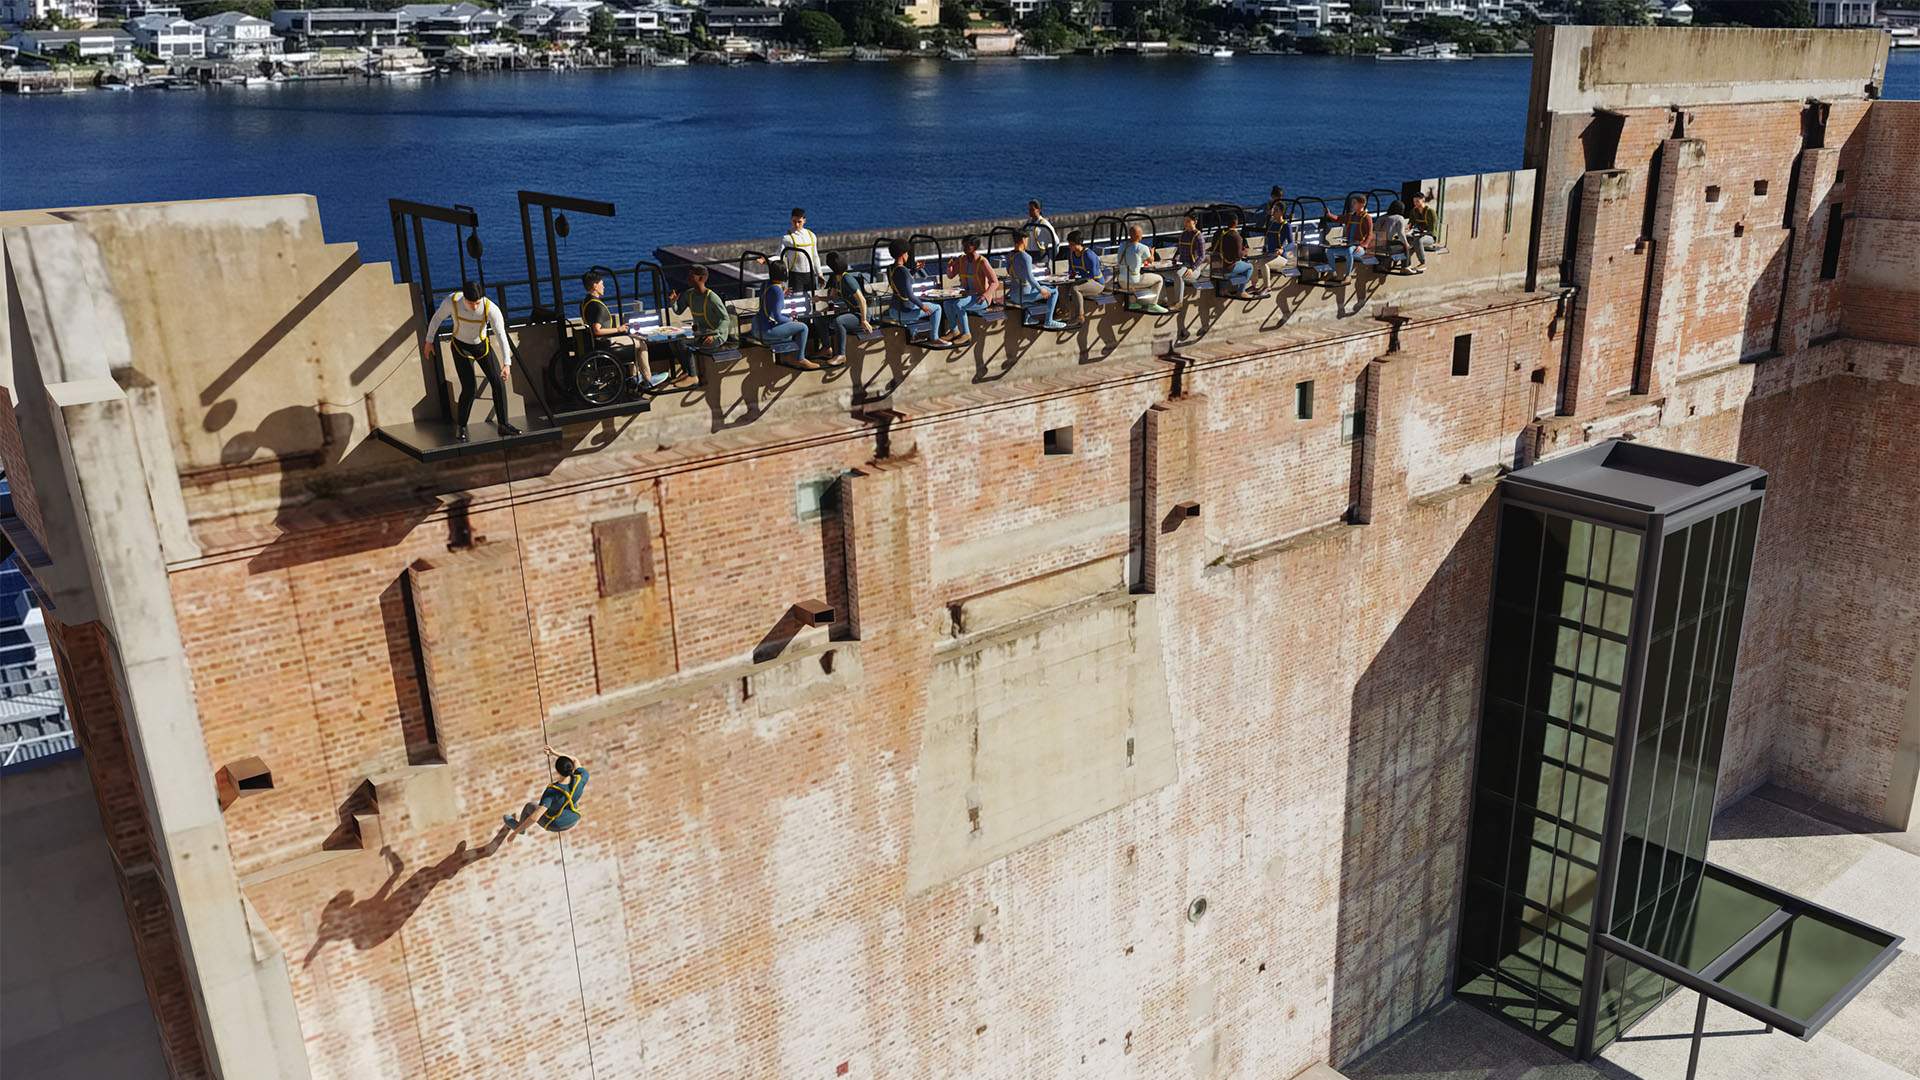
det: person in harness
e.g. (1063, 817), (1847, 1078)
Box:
(504, 745), (589, 836)
(422, 280), (522, 443)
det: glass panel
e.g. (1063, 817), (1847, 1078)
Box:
(1717, 911), (1896, 1024)
(1460, 508), (1643, 1047)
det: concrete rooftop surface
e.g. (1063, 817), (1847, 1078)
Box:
(1346, 789), (1920, 1080)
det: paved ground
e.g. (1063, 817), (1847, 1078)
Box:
(1343, 788), (1919, 1080)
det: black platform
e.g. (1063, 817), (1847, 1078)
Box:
(372, 416), (563, 463)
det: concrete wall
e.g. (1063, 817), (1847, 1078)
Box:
(0, 756), (169, 1080)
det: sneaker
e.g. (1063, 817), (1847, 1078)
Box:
(645, 371), (671, 387)
(1144, 304), (1169, 315)
(1042, 320), (1067, 331)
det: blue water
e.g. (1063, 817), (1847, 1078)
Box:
(5, 50), (1918, 271)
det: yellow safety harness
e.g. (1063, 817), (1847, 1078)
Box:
(538, 774), (584, 826)
(450, 297), (494, 358)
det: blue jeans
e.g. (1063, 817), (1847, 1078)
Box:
(943, 295), (990, 337)
(829, 312), (864, 356)
(1012, 284), (1061, 325)
(760, 319), (807, 357)
(892, 300), (943, 340)
(1328, 245), (1363, 276)
(1224, 260), (1253, 294)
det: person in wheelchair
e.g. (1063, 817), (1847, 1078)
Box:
(581, 270), (667, 394)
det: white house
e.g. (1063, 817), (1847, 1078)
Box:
(1813, 0), (1874, 25)
(194, 11), (283, 57)
(395, 3), (505, 51)
(13, 27), (132, 58)
(1, 0), (96, 27)
(271, 7), (405, 49)
(1290, 0), (1349, 34)
(550, 6), (589, 39)
(126, 13), (204, 56)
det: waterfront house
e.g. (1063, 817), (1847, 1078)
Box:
(1813, 0), (1875, 24)
(194, 11), (283, 57)
(270, 8), (405, 50)
(395, 3), (505, 52)
(702, 4), (784, 38)
(898, 0), (940, 26)
(613, 4), (694, 35)
(506, 2), (556, 33)
(0, 0), (96, 27)
(97, 0), (180, 19)
(1289, 0), (1351, 34)
(550, 6), (589, 41)
(12, 27), (132, 59)
(126, 13), (206, 57)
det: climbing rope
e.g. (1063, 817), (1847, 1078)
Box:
(502, 443), (601, 1079)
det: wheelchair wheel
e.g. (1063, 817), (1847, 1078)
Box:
(574, 351), (624, 406)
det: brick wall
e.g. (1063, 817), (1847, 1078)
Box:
(39, 91), (1917, 1080)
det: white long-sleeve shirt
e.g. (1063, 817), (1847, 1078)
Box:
(781, 227), (820, 276)
(426, 293), (514, 367)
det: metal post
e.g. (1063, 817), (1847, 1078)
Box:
(543, 205), (561, 319)
(519, 197), (540, 317)
(1685, 991), (1708, 1080)
(1764, 920), (1792, 1034)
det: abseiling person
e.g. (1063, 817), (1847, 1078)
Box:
(505, 745), (590, 837)
(421, 280), (522, 443)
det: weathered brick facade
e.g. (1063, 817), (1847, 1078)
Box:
(3, 26), (1914, 1080)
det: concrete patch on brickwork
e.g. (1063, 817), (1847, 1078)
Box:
(907, 588), (1177, 892)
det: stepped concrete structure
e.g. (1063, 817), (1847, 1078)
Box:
(1, 23), (1915, 1080)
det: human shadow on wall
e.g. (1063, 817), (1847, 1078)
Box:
(1328, 497), (1497, 1067)
(302, 832), (507, 968)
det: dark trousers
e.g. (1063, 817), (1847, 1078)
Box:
(452, 338), (508, 426)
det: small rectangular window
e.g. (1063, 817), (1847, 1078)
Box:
(1453, 334), (1473, 377)
(1295, 380), (1314, 420)
(1705, 185), (1722, 204)
(1043, 425), (1074, 455)
(1819, 203), (1845, 281)
(592, 514), (654, 597)
(795, 476), (839, 521)
(1752, 179), (1769, 197)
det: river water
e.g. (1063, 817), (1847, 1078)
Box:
(5, 51), (1918, 269)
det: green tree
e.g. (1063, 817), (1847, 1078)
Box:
(789, 9), (847, 47)
(61, 41), (81, 62)
(186, 0), (273, 18)
(939, 1), (969, 29)
(589, 6), (616, 46)
(1574, 0), (1649, 24)
(1691, 0), (1811, 25)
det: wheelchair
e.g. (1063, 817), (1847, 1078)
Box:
(547, 322), (660, 409)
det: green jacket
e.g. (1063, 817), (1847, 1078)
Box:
(675, 287), (735, 342)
